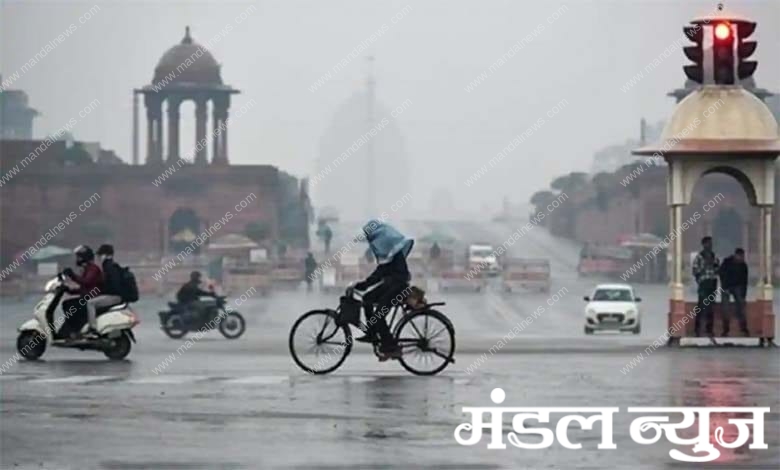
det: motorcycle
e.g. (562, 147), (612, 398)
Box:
(16, 273), (139, 360)
(158, 295), (245, 339)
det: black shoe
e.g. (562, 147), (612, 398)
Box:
(378, 345), (402, 362)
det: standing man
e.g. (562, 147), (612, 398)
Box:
(304, 252), (317, 292)
(719, 248), (749, 337)
(692, 236), (720, 337)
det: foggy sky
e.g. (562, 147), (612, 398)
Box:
(2, 0), (778, 215)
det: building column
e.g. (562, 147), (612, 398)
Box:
(671, 204), (684, 300)
(212, 94), (230, 165)
(132, 91), (139, 165)
(144, 93), (163, 165)
(759, 205), (773, 300)
(194, 98), (208, 165)
(166, 97), (181, 163)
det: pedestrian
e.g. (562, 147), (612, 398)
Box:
(430, 242), (441, 260)
(304, 252), (317, 292)
(719, 248), (749, 337)
(692, 236), (720, 337)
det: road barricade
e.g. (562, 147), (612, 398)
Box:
(502, 258), (550, 293)
(438, 268), (484, 292)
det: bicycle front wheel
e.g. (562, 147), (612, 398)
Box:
(289, 310), (352, 374)
(395, 309), (455, 376)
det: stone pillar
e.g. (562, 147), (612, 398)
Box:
(671, 204), (684, 300)
(194, 98), (208, 165)
(144, 93), (163, 165)
(166, 97), (181, 163)
(132, 91), (139, 165)
(211, 112), (221, 164)
(212, 94), (230, 165)
(760, 206), (773, 300)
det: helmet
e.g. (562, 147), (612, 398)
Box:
(190, 271), (202, 282)
(96, 244), (114, 256)
(74, 245), (94, 265)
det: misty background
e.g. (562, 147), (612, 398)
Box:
(2, 0), (779, 216)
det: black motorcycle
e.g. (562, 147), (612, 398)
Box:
(158, 296), (246, 339)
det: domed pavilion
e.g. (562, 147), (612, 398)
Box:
(134, 27), (239, 166)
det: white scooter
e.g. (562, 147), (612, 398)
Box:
(16, 273), (139, 360)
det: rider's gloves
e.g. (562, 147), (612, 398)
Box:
(62, 268), (75, 278)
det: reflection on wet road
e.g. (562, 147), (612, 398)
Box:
(2, 222), (778, 469)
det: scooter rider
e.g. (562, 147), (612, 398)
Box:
(176, 271), (216, 323)
(83, 244), (125, 335)
(60, 245), (104, 338)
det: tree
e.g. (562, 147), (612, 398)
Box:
(530, 190), (555, 207)
(244, 221), (271, 244)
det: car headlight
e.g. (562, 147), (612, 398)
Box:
(586, 309), (597, 316)
(626, 309), (637, 317)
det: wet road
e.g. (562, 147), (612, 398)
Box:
(2, 221), (779, 469)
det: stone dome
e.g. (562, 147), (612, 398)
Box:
(635, 85), (780, 155)
(152, 27), (222, 86)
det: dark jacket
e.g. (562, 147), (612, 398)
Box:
(304, 256), (317, 276)
(101, 258), (123, 296)
(719, 255), (748, 292)
(176, 280), (213, 304)
(68, 262), (103, 297)
(355, 251), (411, 291)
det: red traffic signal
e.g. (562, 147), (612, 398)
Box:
(714, 22), (732, 40)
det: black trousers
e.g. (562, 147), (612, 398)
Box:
(59, 297), (88, 337)
(695, 280), (718, 335)
(362, 278), (408, 349)
(722, 287), (748, 334)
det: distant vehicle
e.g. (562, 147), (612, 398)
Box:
(578, 244), (633, 279)
(583, 283), (641, 335)
(468, 244), (501, 276)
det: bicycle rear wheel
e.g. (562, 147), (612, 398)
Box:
(289, 310), (352, 374)
(395, 309), (455, 376)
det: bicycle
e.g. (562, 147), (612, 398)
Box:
(288, 286), (456, 376)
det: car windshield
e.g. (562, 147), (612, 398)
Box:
(471, 249), (493, 258)
(592, 288), (633, 301)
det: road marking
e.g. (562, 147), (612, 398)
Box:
(126, 375), (209, 384)
(223, 375), (289, 385)
(29, 375), (116, 384)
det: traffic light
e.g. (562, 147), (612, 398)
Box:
(682, 24), (704, 83)
(735, 20), (758, 80)
(711, 21), (735, 84)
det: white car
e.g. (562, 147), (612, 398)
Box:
(468, 244), (501, 275)
(583, 284), (641, 334)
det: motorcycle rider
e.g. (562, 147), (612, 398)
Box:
(59, 245), (104, 338)
(350, 219), (413, 361)
(83, 244), (125, 335)
(176, 271), (216, 324)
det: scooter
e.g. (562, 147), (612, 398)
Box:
(159, 295), (245, 339)
(16, 273), (139, 360)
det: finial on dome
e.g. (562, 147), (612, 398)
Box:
(182, 26), (192, 44)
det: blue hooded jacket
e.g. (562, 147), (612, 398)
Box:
(362, 220), (414, 265)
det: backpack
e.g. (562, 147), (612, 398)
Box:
(118, 265), (139, 302)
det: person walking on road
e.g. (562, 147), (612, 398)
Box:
(304, 252), (318, 292)
(719, 248), (749, 337)
(692, 236), (720, 338)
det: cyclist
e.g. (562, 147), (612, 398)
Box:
(349, 219), (413, 361)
